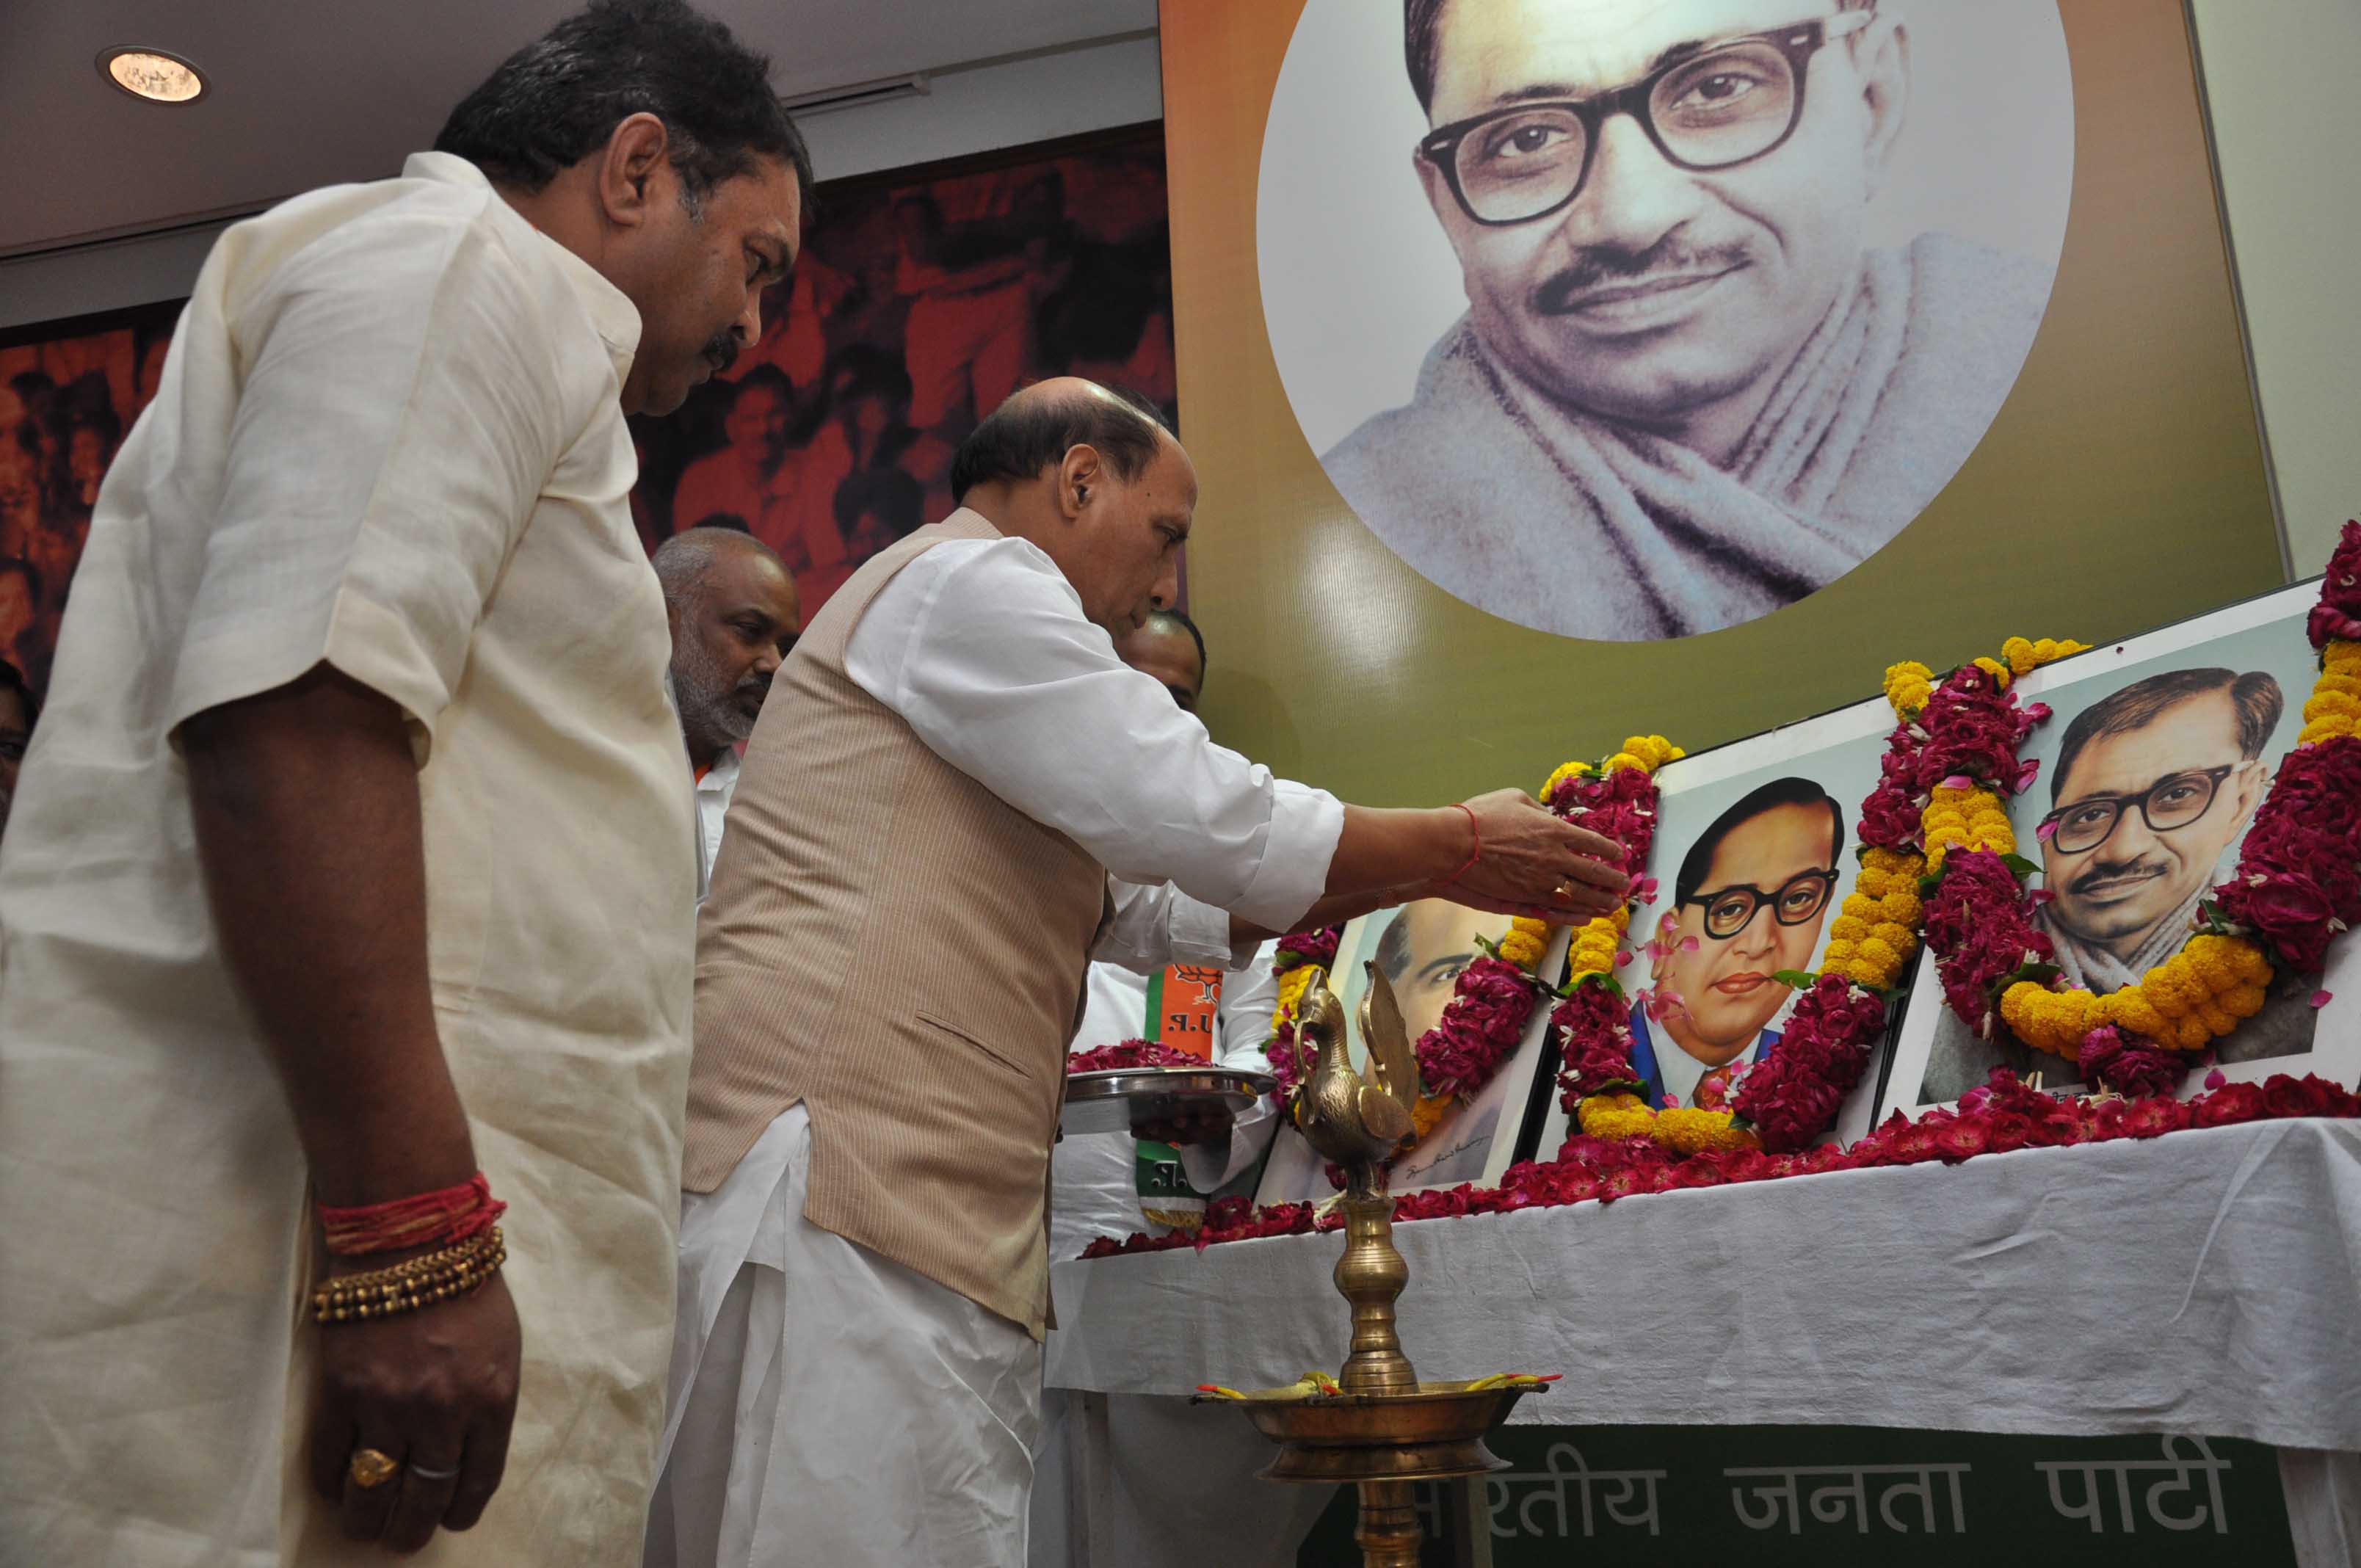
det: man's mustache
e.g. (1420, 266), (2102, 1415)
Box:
(1534, 239), (1752, 314)
(2067, 854), (2172, 896)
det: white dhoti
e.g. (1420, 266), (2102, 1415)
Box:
(649, 1107), (1042, 1568)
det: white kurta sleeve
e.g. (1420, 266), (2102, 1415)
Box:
(165, 208), (562, 758)
(1091, 879), (1258, 973)
(843, 537), (1344, 933)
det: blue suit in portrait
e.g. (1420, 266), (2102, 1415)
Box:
(1628, 1004), (1782, 1110)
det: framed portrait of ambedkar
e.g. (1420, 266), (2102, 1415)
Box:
(1533, 694), (1904, 1156)
(1880, 583), (2358, 1117)
(1253, 910), (1570, 1205)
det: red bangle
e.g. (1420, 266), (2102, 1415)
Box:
(1444, 802), (1480, 885)
(319, 1171), (507, 1257)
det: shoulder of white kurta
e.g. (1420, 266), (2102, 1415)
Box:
(216, 173), (598, 440)
(900, 532), (1088, 621)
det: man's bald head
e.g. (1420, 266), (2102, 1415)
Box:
(950, 378), (1197, 636)
(948, 377), (1174, 506)
(653, 526), (800, 764)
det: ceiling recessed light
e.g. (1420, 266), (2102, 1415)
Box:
(98, 48), (207, 105)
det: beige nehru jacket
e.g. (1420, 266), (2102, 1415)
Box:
(686, 512), (1108, 1335)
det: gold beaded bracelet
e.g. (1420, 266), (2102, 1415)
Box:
(313, 1227), (508, 1326)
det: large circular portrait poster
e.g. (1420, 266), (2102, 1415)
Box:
(1258, 0), (2075, 642)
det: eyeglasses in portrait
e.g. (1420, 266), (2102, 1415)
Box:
(1257, 0), (2072, 641)
(1884, 584), (2349, 1115)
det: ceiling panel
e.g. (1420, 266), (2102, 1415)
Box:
(0, 0), (1156, 255)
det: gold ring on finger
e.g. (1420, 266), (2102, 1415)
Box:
(348, 1448), (401, 1490)
(1553, 882), (1575, 901)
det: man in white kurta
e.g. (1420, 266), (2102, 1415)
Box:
(0, 29), (810, 1550)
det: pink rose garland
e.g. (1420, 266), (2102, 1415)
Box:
(1076, 1070), (2361, 1259)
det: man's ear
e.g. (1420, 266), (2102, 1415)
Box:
(597, 112), (672, 231)
(2229, 758), (2270, 830)
(1056, 445), (1105, 520)
(1413, 145), (1458, 234)
(1855, 16), (1911, 203)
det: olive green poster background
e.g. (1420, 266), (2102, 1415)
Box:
(1158, 0), (2280, 805)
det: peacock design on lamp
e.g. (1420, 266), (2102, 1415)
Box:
(1283, 962), (1423, 1396)
(1284, 961), (1418, 1188)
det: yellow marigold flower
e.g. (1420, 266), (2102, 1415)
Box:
(1609, 905), (1631, 932)
(2098, 989), (2166, 1039)
(1973, 656), (2013, 689)
(2305, 691), (2361, 721)
(2169, 1015), (2213, 1050)
(2139, 964), (2196, 1018)
(2326, 640), (2361, 675)
(1823, 937), (1859, 966)
(2002, 636), (2037, 675)
(1498, 934), (1546, 971)
(2315, 674), (2361, 699)
(1831, 914), (1871, 943)
(2303, 716), (2360, 744)
(2224, 983), (2268, 1019)
(1868, 922), (1914, 952)
(1613, 735), (1683, 771)
(1857, 936), (1901, 972)
(1844, 955), (1898, 990)
(1653, 1108), (1760, 1155)
(1543, 760), (1594, 798)
(1879, 887), (1923, 926)
(1603, 752), (1647, 774)
(1410, 1093), (1451, 1141)
(1853, 867), (1890, 898)
(1578, 1093), (1656, 1141)
(1884, 661), (1934, 716)
(2197, 935), (2272, 987)
(1277, 966), (1316, 1009)
(1876, 848), (1927, 877)
(2196, 1001), (2236, 1037)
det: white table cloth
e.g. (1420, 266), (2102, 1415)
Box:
(1044, 1118), (2361, 1566)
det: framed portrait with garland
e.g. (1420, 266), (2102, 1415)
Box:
(1880, 581), (2347, 1117)
(1252, 912), (1572, 1207)
(1530, 696), (1909, 1157)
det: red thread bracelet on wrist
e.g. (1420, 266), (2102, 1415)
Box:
(1444, 802), (1480, 884)
(319, 1171), (507, 1257)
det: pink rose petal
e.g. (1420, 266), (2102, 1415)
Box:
(2204, 1068), (2228, 1090)
(2313, 989), (2335, 1009)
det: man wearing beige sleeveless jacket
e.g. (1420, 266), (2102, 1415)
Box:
(645, 379), (1628, 1567)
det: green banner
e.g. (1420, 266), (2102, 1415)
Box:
(1297, 1424), (2292, 1565)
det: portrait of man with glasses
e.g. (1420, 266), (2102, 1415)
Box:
(2035, 670), (2288, 1018)
(1633, 777), (1846, 1111)
(1915, 658), (2318, 1106)
(1316, 0), (2060, 640)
